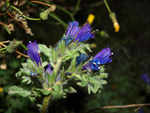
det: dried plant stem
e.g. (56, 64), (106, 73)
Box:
(0, 42), (29, 58)
(0, 40), (10, 44)
(15, 50), (29, 58)
(87, 103), (150, 113)
(101, 103), (150, 109)
(31, 1), (51, 7)
(0, 22), (8, 27)
(11, 5), (41, 21)
(7, 12), (26, 30)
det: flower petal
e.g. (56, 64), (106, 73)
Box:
(74, 22), (95, 42)
(26, 41), (41, 66)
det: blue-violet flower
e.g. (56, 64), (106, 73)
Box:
(74, 21), (95, 43)
(45, 64), (53, 75)
(57, 21), (94, 47)
(83, 46), (113, 71)
(76, 53), (89, 66)
(141, 73), (150, 85)
(27, 41), (41, 66)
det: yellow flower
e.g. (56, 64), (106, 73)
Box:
(87, 14), (95, 25)
(114, 22), (120, 32)
(109, 12), (120, 32)
(0, 87), (4, 93)
(90, 43), (97, 48)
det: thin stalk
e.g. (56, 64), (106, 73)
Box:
(7, 12), (26, 30)
(31, 1), (51, 7)
(73, 0), (81, 16)
(40, 94), (52, 113)
(54, 57), (62, 74)
(0, 47), (7, 51)
(103, 0), (112, 13)
(15, 50), (29, 58)
(56, 5), (75, 21)
(11, 5), (41, 21)
(49, 13), (67, 29)
(21, 43), (28, 51)
(0, 40), (10, 43)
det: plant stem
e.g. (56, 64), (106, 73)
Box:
(49, 13), (67, 29)
(21, 43), (28, 51)
(54, 57), (62, 74)
(31, 1), (51, 7)
(103, 0), (112, 13)
(11, 5), (41, 21)
(40, 94), (52, 113)
(56, 5), (75, 21)
(73, 0), (81, 16)
(0, 47), (6, 51)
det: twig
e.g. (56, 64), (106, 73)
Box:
(30, 0), (51, 7)
(7, 12), (26, 30)
(0, 42), (29, 58)
(11, 5), (41, 21)
(87, 103), (150, 113)
(134, 106), (141, 112)
(0, 40), (10, 44)
(101, 103), (150, 109)
(15, 50), (29, 58)
(0, 42), (7, 47)
(0, 22), (8, 27)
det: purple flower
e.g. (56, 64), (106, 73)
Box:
(56, 21), (94, 48)
(141, 74), (150, 85)
(74, 21), (95, 43)
(66, 21), (80, 37)
(45, 64), (53, 75)
(139, 109), (143, 113)
(83, 46), (113, 71)
(76, 53), (89, 66)
(27, 41), (41, 66)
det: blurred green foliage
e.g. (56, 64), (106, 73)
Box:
(0, 0), (150, 113)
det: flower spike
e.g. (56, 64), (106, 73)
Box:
(26, 41), (41, 66)
(74, 21), (95, 43)
(83, 46), (113, 71)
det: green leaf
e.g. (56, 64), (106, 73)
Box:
(22, 76), (32, 84)
(38, 44), (51, 57)
(8, 86), (31, 97)
(6, 39), (22, 53)
(52, 84), (65, 99)
(64, 87), (77, 93)
(31, 87), (50, 96)
(29, 96), (36, 103)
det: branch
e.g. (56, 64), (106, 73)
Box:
(87, 103), (150, 113)
(101, 103), (150, 109)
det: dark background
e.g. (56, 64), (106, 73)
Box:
(0, 0), (150, 113)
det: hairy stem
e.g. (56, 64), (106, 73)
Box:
(40, 94), (52, 113)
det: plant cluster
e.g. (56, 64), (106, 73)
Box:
(8, 21), (113, 113)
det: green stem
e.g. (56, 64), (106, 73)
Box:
(73, 0), (81, 15)
(54, 57), (62, 74)
(103, 0), (112, 13)
(40, 94), (52, 113)
(0, 47), (7, 51)
(11, 5), (41, 21)
(21, 43), (28, 50)
(49, 13), (67, 29)
(56, 5), (75, 21)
